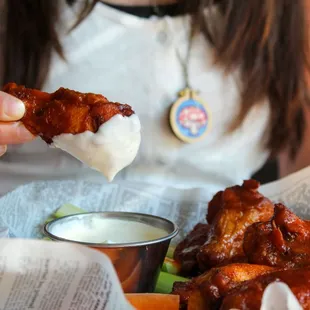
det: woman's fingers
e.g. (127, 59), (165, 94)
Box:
(0, 91), (25, 121)
(0, 145), (7, 157)
(0, 122), (34, 145)
(0, 93), (32, 157)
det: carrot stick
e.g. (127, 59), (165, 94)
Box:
(126, 293), (180, 310)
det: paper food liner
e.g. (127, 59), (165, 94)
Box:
(1, 166), (310, 309)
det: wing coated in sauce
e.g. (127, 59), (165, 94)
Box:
(220, 268), (310, 310)
(244, 203), (310, 268)
(172, 263), (275, 310)
(197, 180), (274, 270)
(174, 223), (210, 276)
(3, 83), (134, 143)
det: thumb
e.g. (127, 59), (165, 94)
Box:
(0, 91), (25, 121)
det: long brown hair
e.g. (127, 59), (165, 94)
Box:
(1, 0), (309, 158)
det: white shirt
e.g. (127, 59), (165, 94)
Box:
(0, 3), (270, 196)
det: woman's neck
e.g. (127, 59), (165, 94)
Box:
(101, 0), (178, 6)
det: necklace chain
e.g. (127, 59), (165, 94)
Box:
(152, 2), (211, 143)
(152, 1), (194, 89)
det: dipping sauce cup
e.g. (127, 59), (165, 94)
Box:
(43, 211), (178, 293)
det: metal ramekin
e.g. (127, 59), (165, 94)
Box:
(43, 211), (178, 293)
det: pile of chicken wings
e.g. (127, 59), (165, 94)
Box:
(172, 180), (310, 310)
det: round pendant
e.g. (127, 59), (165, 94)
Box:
(169, 88), (212, 143)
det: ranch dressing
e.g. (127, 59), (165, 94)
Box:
(50, 216), (168, 244)
(52, 114), (141, 181)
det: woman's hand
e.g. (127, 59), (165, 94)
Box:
(0, 91), (34, 157)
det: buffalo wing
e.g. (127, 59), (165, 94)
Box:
(172, 263), (276, 310)
(197, 180), (274, 270)
(244, 203), (310, 268)
(174, 223), (210, 276)
(220, 267), (310, 310)
(3, 83), (135, 144)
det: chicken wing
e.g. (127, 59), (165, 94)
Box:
(220, 267), (310, 310)
(174, 223), (210, 276)
(3, 83), (135, 144)
(172, 263), (276, 310)
(197, 180), (274, 270)
(244, 203), (310, 268)
(2, 83), (141, 181)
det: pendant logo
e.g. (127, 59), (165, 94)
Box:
(170, 88), (211, 143)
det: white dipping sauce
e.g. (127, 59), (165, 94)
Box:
(52, 114), (141, 181)
(50, 216), (168, 244)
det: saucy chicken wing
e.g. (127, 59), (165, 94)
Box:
(197, 180), (274, 270)
(174, 223), (210, 276)
(172, 263), (276, 310)
(220, 267), (310, 310)
(3, 83), (135, 144)
(2, 83), (141, 181)
(244, 203), (310, 268)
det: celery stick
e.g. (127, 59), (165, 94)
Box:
(53, 203), (85, 218)
(162, 257), (181, 275)
(44, 216), (56, 224)
(166, 245), (176, 259)
(154, 271), (188, 294)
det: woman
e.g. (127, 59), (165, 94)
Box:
(0, 0), (309, 196)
